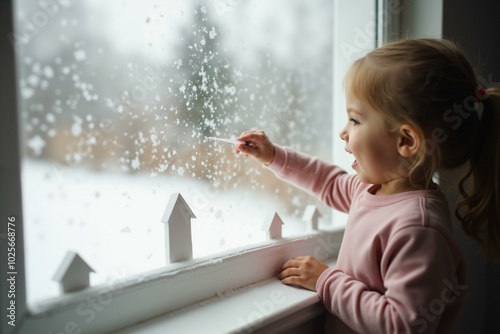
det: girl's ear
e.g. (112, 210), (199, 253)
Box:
(397, 124), (421, 157)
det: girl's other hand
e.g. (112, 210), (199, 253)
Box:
(278, 256), (329, 291)
(236, 130), (276, 165)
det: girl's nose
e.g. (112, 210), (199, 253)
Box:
(339, 126), (348, 142)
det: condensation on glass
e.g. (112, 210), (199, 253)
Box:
(14, 0), (333, 303)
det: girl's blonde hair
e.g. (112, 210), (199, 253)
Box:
(346, 38), (500, 262)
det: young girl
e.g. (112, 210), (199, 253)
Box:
(235, 39), (500, 333)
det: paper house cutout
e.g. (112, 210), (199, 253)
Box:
(161, 193), (196, 263)
(53, 251), (95, 293)
(302, 205), (322, 231)
(262, 212), (284, 240)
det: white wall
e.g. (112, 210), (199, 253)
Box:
(401, 0), (443, 38)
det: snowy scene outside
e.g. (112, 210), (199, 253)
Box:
(14, 0), (333, 304)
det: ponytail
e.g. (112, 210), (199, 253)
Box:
(457, 86), (500, 262)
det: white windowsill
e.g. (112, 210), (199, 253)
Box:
(115, 261), (335, 334)
(19, 229), (342, 333)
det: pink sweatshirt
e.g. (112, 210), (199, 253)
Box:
(268, 146), (467, 334)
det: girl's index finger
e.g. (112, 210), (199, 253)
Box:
(236, 137), (258, 149)
(236, 133), (257, 143)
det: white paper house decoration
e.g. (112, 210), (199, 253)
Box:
(53, 251), (95, 294)
(302, 205), (322, 231)
(161, 193), (196, 263)
(262, 212), (284, 240)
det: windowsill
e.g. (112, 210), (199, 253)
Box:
(115, 261), (335, 334)
(21, 229), (342, 333)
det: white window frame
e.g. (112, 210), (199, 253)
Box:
(1, 1), (381, 333)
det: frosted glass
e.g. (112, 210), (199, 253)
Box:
(14, 0), (333, 303)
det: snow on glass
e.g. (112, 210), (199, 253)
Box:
(15, 0), (332, 303)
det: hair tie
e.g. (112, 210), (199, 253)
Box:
(475, 87), (487, 102)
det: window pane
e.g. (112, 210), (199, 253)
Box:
(15, 0), (332, 303)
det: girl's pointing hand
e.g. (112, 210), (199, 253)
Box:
(236, 130), (276, 165)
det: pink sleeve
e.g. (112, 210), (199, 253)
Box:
(316, 227), (465, 334)
(267, 145), (359, 213)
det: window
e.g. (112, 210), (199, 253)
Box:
(2, 0), (382, 332)
(14, 0), (333, 304)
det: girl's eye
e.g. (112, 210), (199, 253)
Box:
(349, 117), (360, 125)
